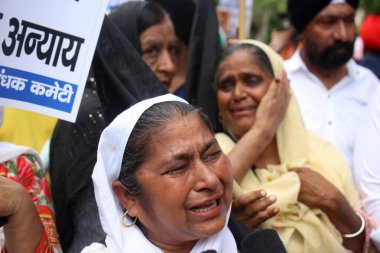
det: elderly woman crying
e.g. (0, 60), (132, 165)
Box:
(214, 40), (374, 253)
(82, 94), (237, 253)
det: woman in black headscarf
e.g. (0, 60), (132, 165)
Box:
(93, 1), (179, 123)
(147, 0), (195, 97)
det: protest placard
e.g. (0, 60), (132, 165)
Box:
(0, 0), (107, 122)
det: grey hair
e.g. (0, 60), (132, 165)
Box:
(118, 101), (213, 197)
(214, 43), (275, 83)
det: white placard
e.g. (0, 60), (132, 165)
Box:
(218, 0), (254, 38)
(0, 0), (107, 122)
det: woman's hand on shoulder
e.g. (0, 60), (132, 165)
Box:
(289, 167), (343, 211)
(290, 168), (368, 253)
(251, 70), (290, 141)
(232, 190), (279, 229)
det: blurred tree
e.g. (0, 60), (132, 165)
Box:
(250, 0), (286, 42)
(360, 0), (380, 14)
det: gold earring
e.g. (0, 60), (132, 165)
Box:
(121, 210), (137, 227)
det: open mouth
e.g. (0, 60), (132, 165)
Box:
(190, 198), (219, 213)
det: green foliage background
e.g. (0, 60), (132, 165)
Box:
(360, 0), (380, 14)
(249, 0), (380, 42)
(250, 0), (287, 42)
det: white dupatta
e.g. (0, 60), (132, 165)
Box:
(90, 94), (237, 253)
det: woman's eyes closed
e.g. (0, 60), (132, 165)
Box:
(164, 151), (221, 176)
(243, 75), (261, 86)
(166, 164), (188, 175)
(202, 149), (222, 162)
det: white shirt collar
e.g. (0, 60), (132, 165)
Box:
(285, 49), (306, 72)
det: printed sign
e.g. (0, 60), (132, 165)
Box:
(0, 0), (107, 122)
(218, 0), (254, 38)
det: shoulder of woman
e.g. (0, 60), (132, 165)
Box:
(81, 243), (109, 253)
(306, 130), (349, 171)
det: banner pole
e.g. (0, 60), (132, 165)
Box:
(238, 0), (246, 39)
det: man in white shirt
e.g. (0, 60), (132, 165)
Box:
(354, 86), (380, 251)
(285, 0), (379, 169)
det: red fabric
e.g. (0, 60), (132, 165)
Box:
(0, 154), (61, 252)
(33, 229), (53, 253)
(360, 14), (380, 52)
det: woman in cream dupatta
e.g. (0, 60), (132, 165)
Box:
(215, 40), (373, 253)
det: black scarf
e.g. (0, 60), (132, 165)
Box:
(92, 15), (167, 125)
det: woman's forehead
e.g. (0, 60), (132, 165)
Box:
(224, 49), (259, 66)
(146, 114), (212, 154)
(219, 51), (264, 74)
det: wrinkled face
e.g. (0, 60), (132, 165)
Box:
(132, 114), (233, 248)
(217, 50), (272, 140)
(140, 15), (179, 88)
(301, 3), (356, 70)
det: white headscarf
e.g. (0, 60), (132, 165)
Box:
(330, 0), (346, 4)
(91, 94), (237, 253)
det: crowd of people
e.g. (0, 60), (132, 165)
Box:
(0, 0), (379, 252)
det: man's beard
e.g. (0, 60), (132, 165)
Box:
(303, 40), (354, 71)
